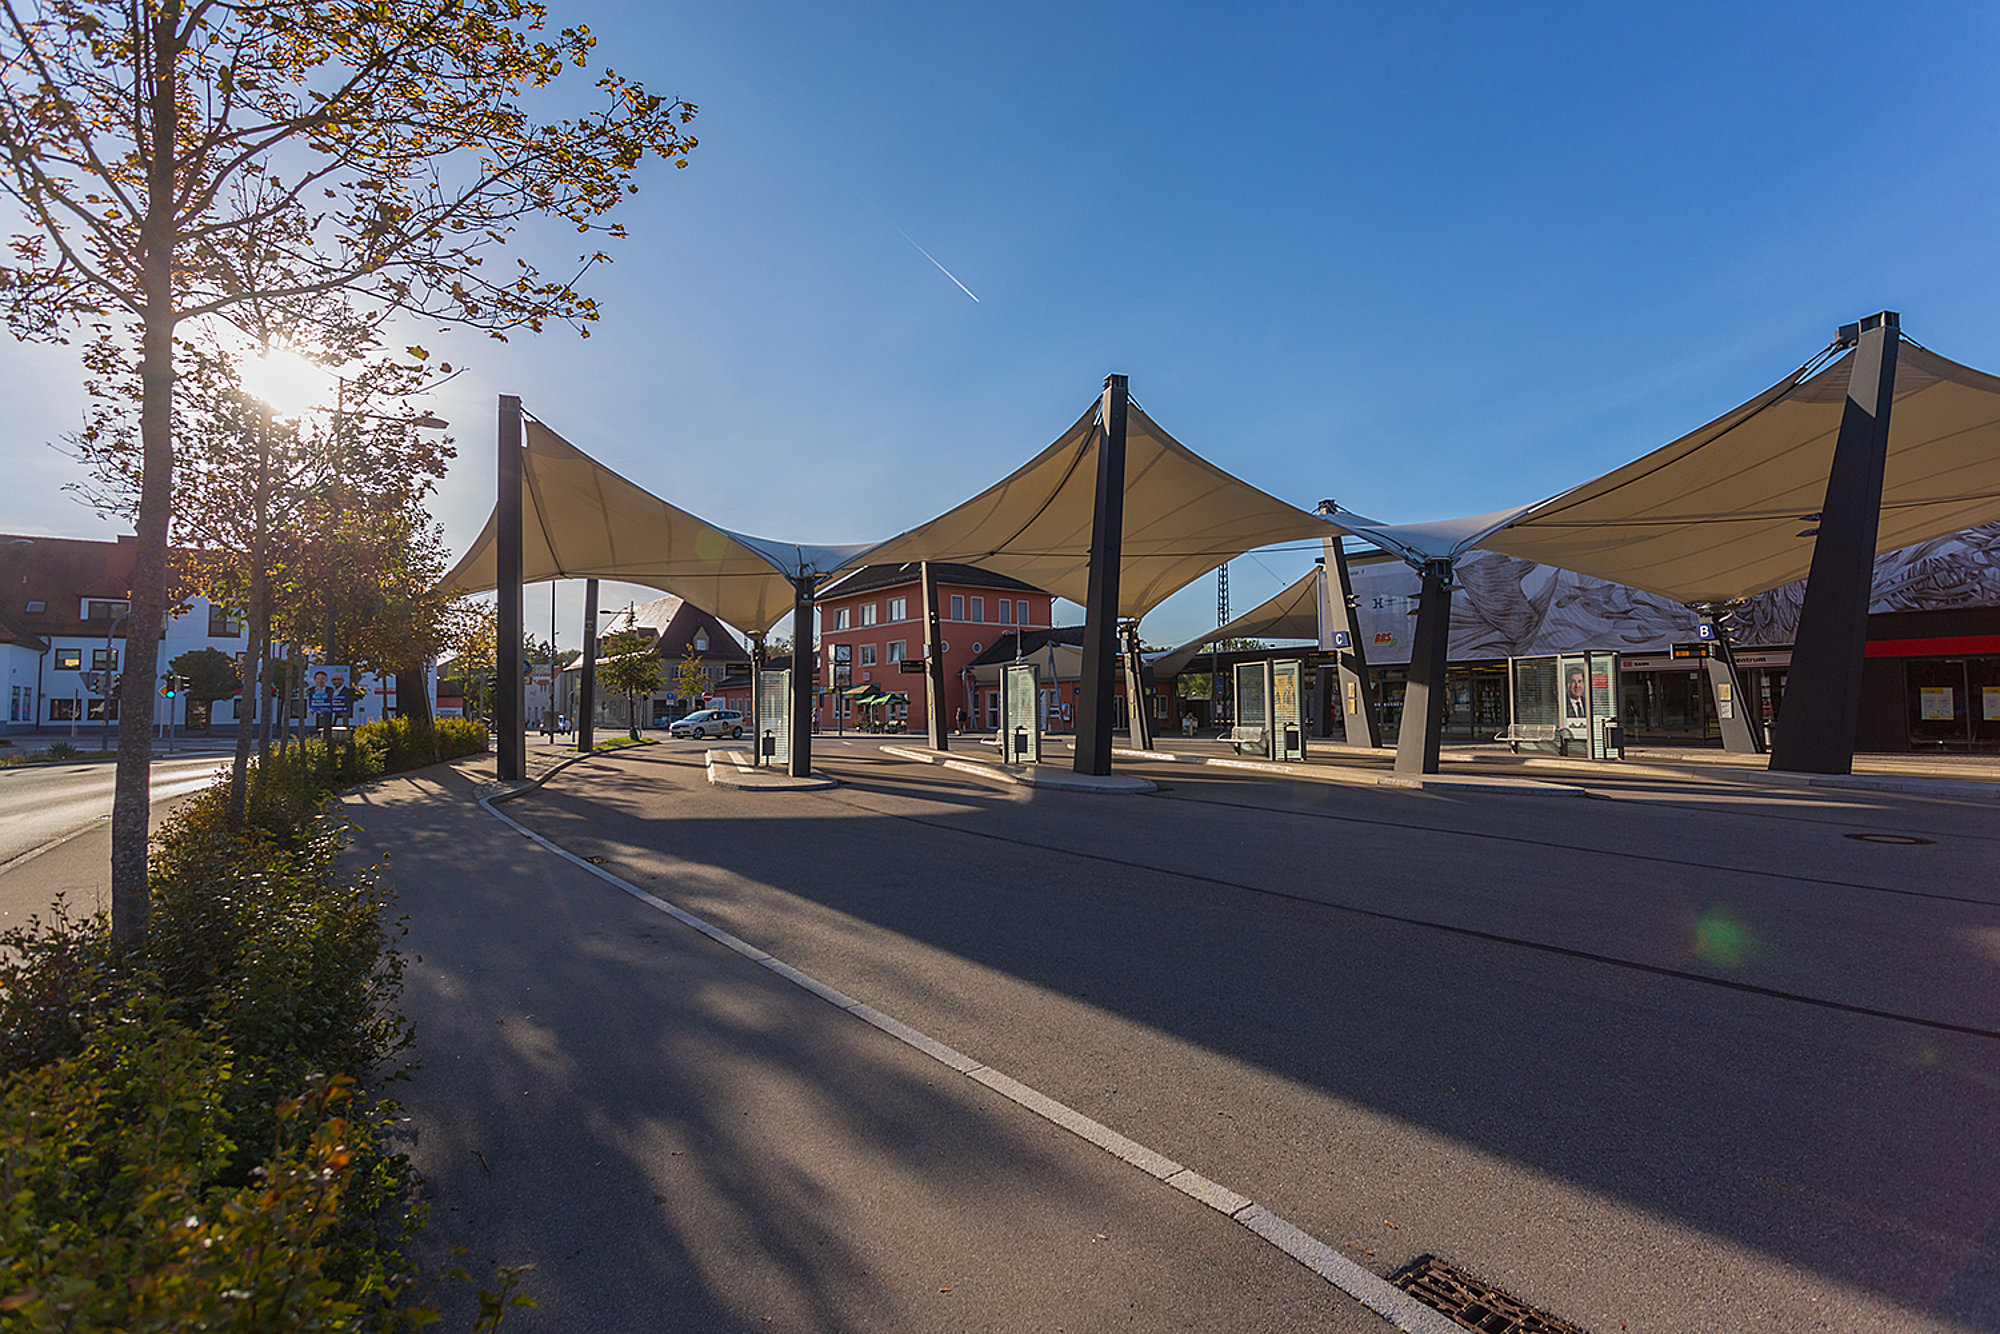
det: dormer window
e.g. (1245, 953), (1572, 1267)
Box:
(83, 598), (129, 622)
(693, 631), (708, 652)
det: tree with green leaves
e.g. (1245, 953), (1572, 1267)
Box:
(673, 646), (708, 707)
(0, 0), (696, 943)
(166, 646), (238, 725)
(598, 629), (661, 740)
(74, 316), (461, 825)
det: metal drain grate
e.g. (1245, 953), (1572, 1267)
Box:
(1390, 1255), (1588, 1334)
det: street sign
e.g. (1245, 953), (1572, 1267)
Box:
(1670, 642), (1712, 660)
(897, 658), (927, 674)
(1694, 621), (1718, 641)
(1330, 630), (1352, 650)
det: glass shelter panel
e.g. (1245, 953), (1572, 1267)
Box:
(1001, 663), (1040, 764)
(756, 669), (791, 767)
(1587, 652), (1621, 760)
(1233, 661), (1271, 758)
(1272, 660), (1305, 760)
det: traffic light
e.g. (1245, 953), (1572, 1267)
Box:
(160, 674), (177, 699)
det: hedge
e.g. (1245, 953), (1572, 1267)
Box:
(0, 718), (520, 1330)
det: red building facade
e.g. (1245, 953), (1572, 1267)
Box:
(813, 563), (1052, 733)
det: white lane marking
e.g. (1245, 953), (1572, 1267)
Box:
(0, 767), (228, 876)
(476, 792), (1460, 1334)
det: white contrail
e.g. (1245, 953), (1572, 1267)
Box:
(889, 222), (980, 303)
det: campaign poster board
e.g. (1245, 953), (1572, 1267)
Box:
(1001, 663), (1040, 764)
(307, 665), (353, 719)
(1558, 655), (1591, 748)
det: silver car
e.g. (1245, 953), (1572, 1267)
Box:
(670, 708), (745, 740)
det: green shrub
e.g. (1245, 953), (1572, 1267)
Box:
(0, 729), (531, 1328)
(0, 1010), (445, 1331)
(433, 717), (488, 761)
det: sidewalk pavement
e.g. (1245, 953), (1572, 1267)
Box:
(345, 757), (1407, 1333)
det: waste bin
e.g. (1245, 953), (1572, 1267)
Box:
(1597, 716), (1624, 761)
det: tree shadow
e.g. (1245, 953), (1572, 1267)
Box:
(493, 744), (2000, 1329)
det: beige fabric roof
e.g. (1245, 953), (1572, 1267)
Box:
(969, 640), (1084, 686)
(1479, 341), (2000, 604)
(1151, 567), (1325, 678)
(439, 420), (880, 634)
(858, 400), (1340, 619)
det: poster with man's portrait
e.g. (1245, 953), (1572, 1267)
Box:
(308, 665), (354, 719)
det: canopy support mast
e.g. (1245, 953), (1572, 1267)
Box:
(1074, 374), (1129, 776)
(1394, 559), (1454, 775)
(1770, 312), (1900, 775)
(497, 395), (526, 781)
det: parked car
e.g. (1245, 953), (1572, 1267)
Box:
(669, 708), (746, 739)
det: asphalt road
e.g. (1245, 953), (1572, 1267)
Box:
(363, 740), (2000, 1332)
(0, 745), (234, 927)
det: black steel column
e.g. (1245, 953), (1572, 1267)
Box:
(1317, 506), (1381, 748)
(1074, 374), (1128, 777)
(1770, 312), (1899, 775)
(1394, 560), (1454, 775)
(1121, 621), (1154, 750)
(496, 395), (526, 780)
(578, 577), (599, 753)
(788, 579), (814, 778)
(921, 561), (949, 751)
(747, 631), (766, 766)
(1694, 605), (1762, 755)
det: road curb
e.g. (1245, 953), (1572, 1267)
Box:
(703, 748), (838, 790)
(880, 744), (1157, 794)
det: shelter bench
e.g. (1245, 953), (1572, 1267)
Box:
(1222, 724), (1266, 755)
(1494, 722), (1567, 755)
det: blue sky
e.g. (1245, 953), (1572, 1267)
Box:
(7, 1), (2000, 650)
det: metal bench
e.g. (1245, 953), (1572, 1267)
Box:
(1494, 722), (1566, 755)
(1223, 724), (1266, 755)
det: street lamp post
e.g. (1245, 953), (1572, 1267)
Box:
(98, 605), (130, 753)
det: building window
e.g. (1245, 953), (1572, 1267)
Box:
(970, 596), (984, 622)
(1017, 600), (1031, 625)
(23, 599), (44, 614)
(694, 631), (708, 651)
(972, 641), (983, 655)
(986, 692), (1000, 729)
(859, 644), (877, 667)
(887, 641), (906, 663)
(834, 608), (850, 631)
(82, 598), (129, 622)
(889, 596), (907, 621)
(92, 648), (118, 672)
(85, 698), (119, 721)
(54, 648), (81, 670)
(999, 599), (1013, 625)
(207, 605), (241, 637)
(861, 603), (877, 628)
(48, 697), (79, 722)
